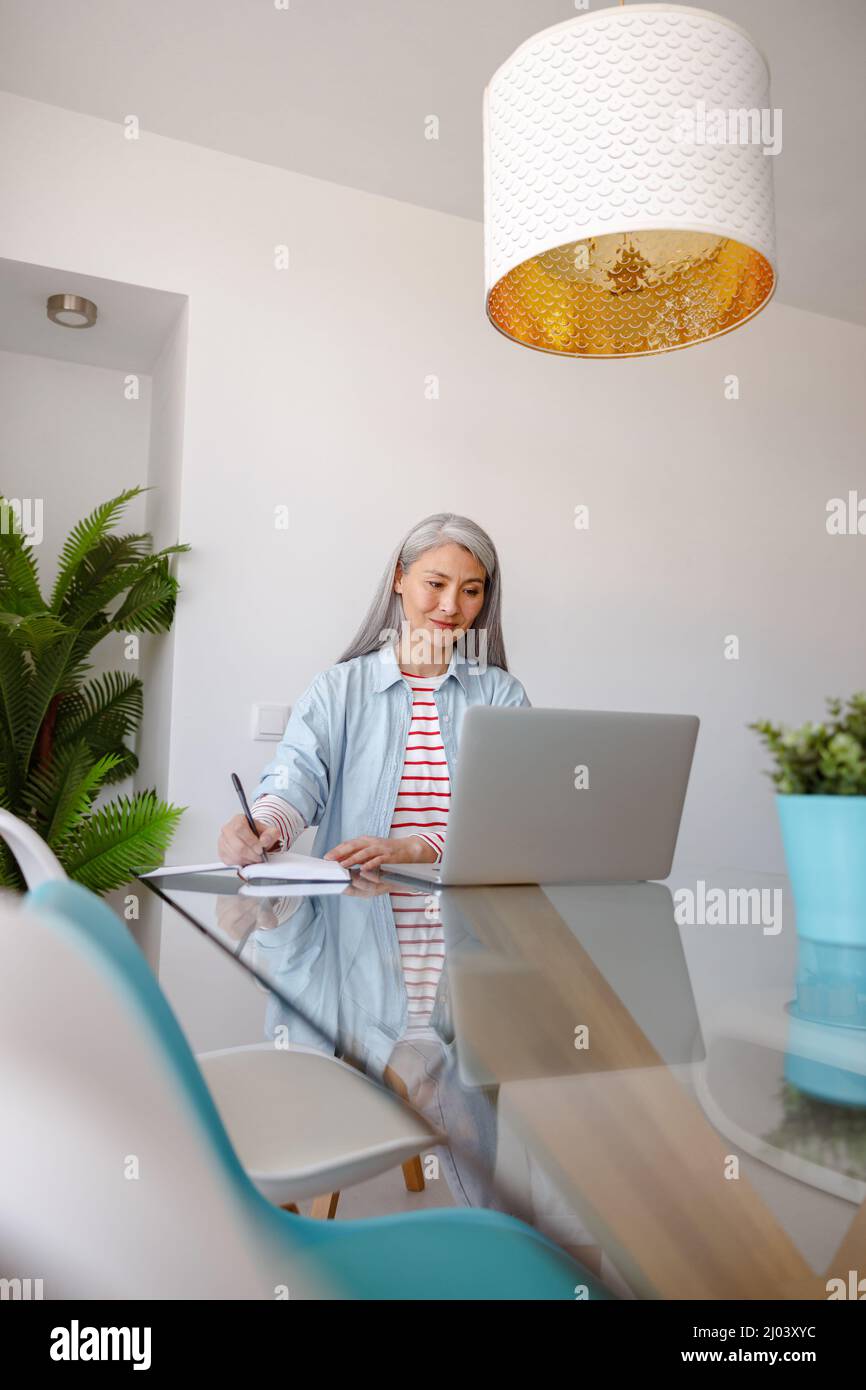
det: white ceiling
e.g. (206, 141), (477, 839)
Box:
(1, 0), (863, 327)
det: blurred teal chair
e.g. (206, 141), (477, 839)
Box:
(0, 876), (610, 1300)
(0, 808), (436, 1216)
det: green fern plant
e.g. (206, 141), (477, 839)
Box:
(0, 486), (189, 894)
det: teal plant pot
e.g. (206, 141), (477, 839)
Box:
(777, 795), (866, 946)
(785, 939), (866, 1105)
(784, 1051), (866, 1107)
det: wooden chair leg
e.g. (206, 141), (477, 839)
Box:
(383, 1062), (408, 1099)
(402, 1154), (425, 1193)
(280, 1202), (299, 1214)
(383, 1064), (427, 1194)
(310, 1192), (340, 1220)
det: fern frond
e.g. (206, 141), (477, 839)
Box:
(0, 836), (25, 892)
(53, 670), (144, 751)
(0, 611), (70, 660)
(61, 533), (154, 624)
(98, 745), (139, 786)
(0, 497), (42, 613)
(67, 531), (153, 591)
(24, 739), (123, 846)
(0, 738), (13, 810)
(17, 630), (78, 772)
(107, 559), (180, 635)
(0, 629), (30, 801)
(73, 545), (189, 636)
(59, 791), (186, 894)
(49, 487), (149, 616)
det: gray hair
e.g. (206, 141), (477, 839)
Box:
(336, 512), (511, 670)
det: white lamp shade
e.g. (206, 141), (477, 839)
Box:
(483, 4), (777, 357)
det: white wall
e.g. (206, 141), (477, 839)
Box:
(137, 304), (188, 810)
(1, 90), (864, 878)
(0, 348), (151, 601)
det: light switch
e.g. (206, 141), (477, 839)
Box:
(252, 703), (289, 741)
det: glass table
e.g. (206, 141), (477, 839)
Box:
(136, 863), (866, 1301)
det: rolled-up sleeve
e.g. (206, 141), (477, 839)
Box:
(250, 795), (306, 852)
(250, 679), (332, 828)
(416, 830), (445, 863)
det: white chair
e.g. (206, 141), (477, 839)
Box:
(0, 809), (65, 888)
(0, 811), (433, 1218)
(196, 1043), (431, 1214)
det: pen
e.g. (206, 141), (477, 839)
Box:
(231, 772), (269, 863)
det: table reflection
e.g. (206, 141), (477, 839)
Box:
(138, 865), (864, 1299)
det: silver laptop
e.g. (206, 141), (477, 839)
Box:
(380, 706), (699, 886)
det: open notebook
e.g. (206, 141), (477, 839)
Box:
(237, 850), (351, 884)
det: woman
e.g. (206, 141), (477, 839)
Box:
(215, 513), (539, 1225)
(217, 511), (530, 873)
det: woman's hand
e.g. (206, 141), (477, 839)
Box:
(343, 874), (394, 898)
(323, 834), (437, 872)
(218, 815), (281, 866)
(215, 893), (278, 940)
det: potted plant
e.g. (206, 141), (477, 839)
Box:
(0, 486), (188, 895)
(750, 694), (866, 946)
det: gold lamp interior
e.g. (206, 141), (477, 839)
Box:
(486, 230), (775, 358)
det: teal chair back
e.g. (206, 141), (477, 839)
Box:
(11, 877), (609, 1299)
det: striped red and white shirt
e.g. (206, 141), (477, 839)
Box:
(387, 669), (449, 1038)
(388, 668), (450, 862)
(252, 666), (451, 1040)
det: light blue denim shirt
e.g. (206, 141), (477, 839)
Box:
(251, 640), (531, 856)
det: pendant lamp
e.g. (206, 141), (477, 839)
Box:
(483, 3), (777, 357)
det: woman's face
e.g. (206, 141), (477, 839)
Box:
(394, 542), (487, 653)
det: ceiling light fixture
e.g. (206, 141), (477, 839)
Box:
(47, 293), (98, 329)
(483, 3), (777, 357)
